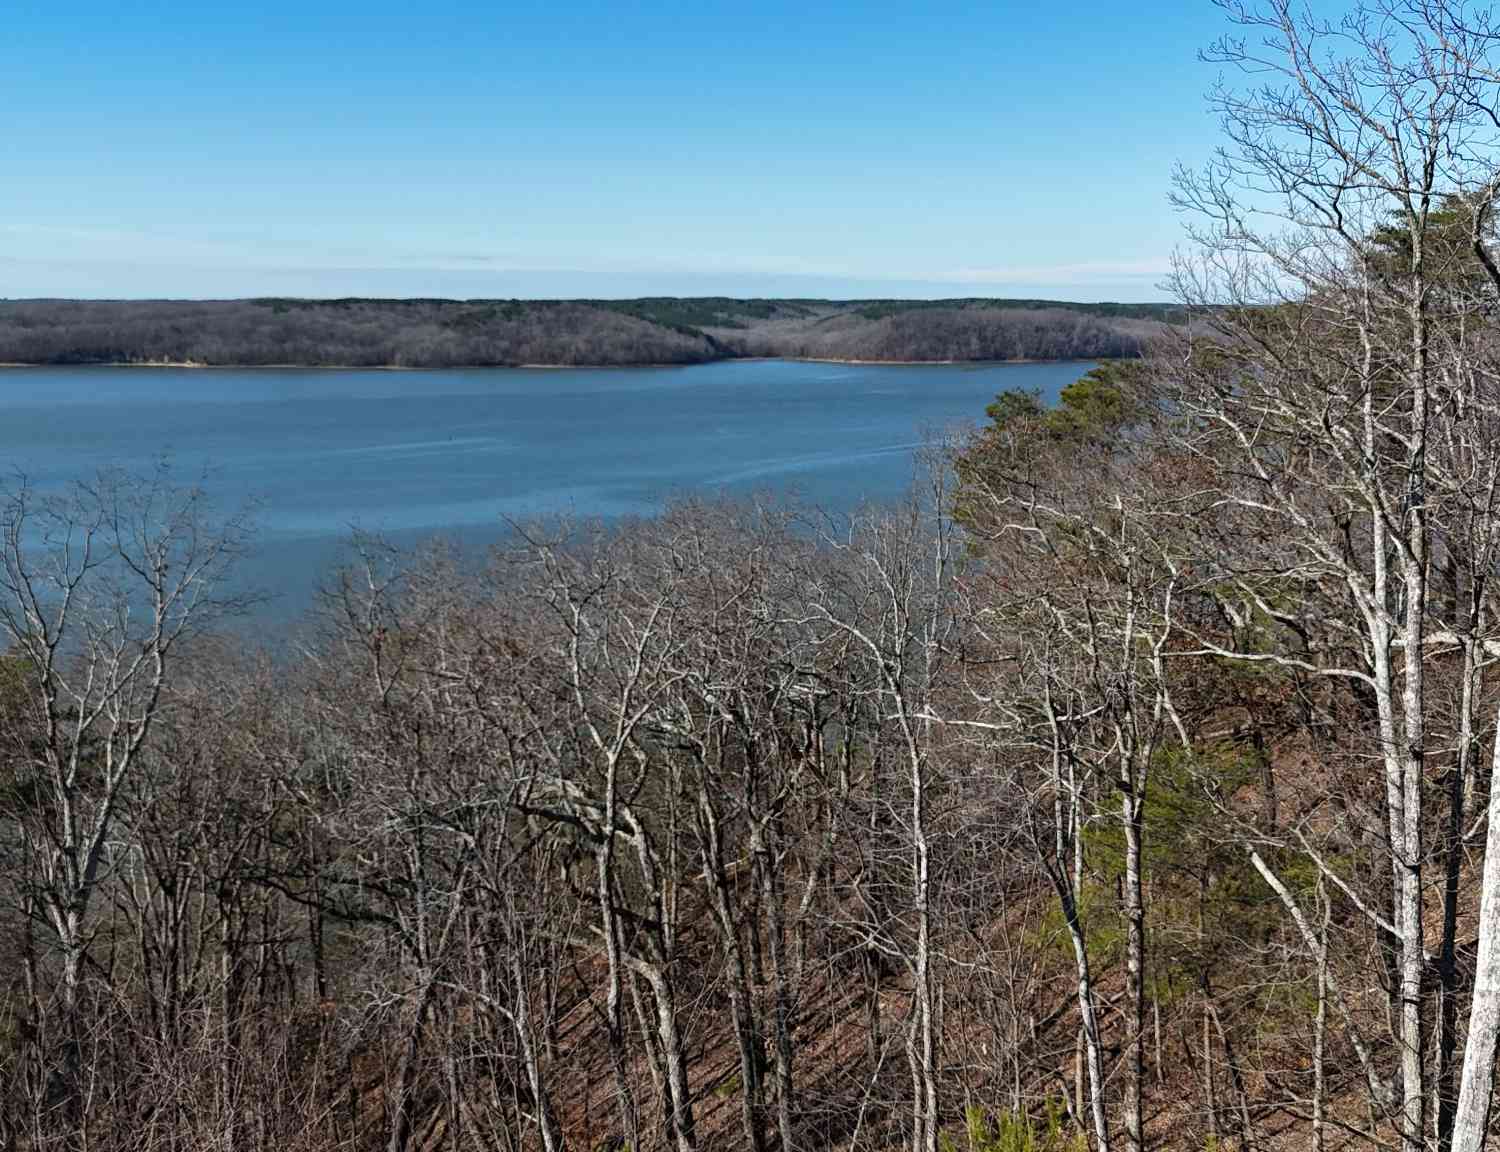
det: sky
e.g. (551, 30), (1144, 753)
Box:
(0, 1), (1231, 302)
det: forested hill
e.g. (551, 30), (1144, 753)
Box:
(0, 297), (1175, 367)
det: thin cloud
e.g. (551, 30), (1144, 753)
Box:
(946, 259), (1172, 285)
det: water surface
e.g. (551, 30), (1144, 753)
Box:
(0, 359), (1091, 621)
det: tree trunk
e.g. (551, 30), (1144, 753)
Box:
(1437, 638), (1480, 1152)
(1121, 783), (1145, 1152)
(597, 849), (640, 1152)
(1449, 704), (1500, 1152)
(387, 976), (438, 1152)
(701, 798), (767, 1152)
(754, 825), (798, 1152)
(643, 965), (698, 1152)
(508, 950), (563, 1152)
(908, 749), (938, 1152)
(1313, 880), (1329, 1152)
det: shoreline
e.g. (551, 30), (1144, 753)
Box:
(0, 354), (1107, 371)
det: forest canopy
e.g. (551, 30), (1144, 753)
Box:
(0, 297), (1168, 367)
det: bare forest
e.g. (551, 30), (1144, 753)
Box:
(20, 4), (1500, 1152)
(0, 298), (1163, 369)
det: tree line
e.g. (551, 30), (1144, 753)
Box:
(0, 298), (1157, 369)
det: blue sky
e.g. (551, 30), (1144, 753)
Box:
(1, 1), (1229, 301)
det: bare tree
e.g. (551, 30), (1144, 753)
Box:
(0, 467), (248, 1139)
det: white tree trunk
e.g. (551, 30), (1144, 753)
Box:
(1449, 705), (1500, 1152)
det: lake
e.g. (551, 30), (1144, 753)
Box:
(0, 359), (1091, 623)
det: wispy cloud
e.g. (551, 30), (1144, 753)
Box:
(0, 224), (521, 274)
(945, 259), (1172, 286)
(0, 223), (1177, 302)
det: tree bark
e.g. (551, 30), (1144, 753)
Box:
(1449, 704), (1500, 1152)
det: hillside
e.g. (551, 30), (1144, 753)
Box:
(0, 297), (1173, 367)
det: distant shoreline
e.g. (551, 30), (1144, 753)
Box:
(0, 355), (1106, 370)
(0, 298), (1160, 370)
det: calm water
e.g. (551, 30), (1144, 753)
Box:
(0, 359), (1091, 621)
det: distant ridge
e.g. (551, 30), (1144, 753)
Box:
(0, 297), (1177, 368)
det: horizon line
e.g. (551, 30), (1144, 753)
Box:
(0, 293), (1182, 306)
